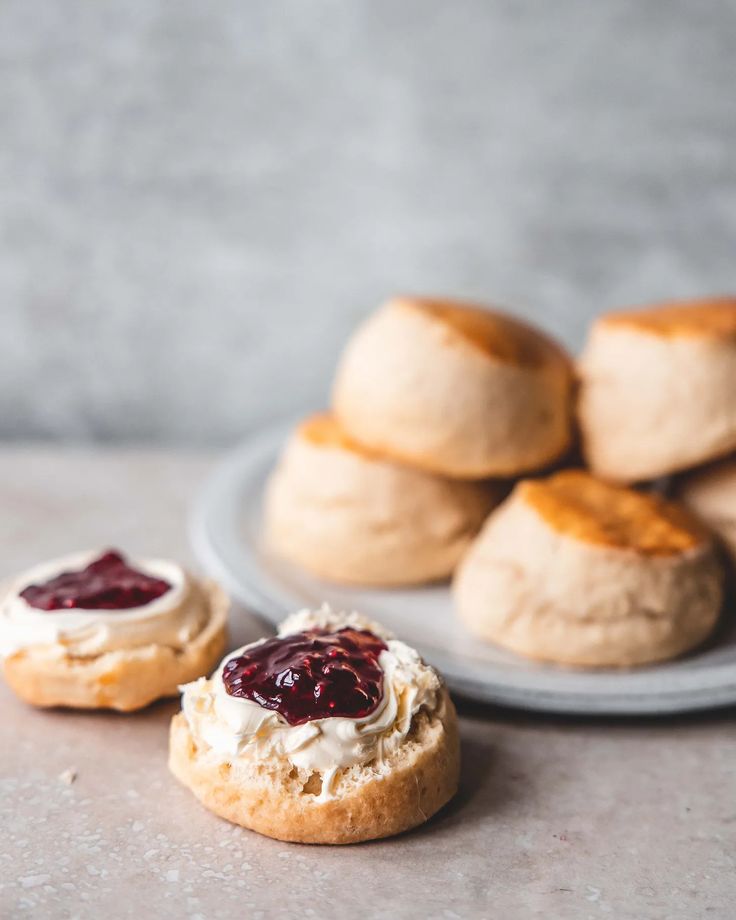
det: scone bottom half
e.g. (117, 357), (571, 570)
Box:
(170, 609), (460, 844)
(1, 548), (229, 711)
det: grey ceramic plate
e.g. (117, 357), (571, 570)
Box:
(190, 421), (736, 715)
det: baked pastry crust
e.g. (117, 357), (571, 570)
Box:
(264, 413), (501, 586)
(522, 470), (703, 555)
(578, 297), (736, 481)
(454, 471), (724, 668)
(332, 296), (574, 478)
(3, 579), (228, 711)
(169, 687), (459, 845)
(602, 296), (736, 338)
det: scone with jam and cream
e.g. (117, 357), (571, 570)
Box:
(0, 549), (228, 711)
(169, 607), (459, 844)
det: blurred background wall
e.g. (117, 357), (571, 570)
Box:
(2, 0), (735, 444)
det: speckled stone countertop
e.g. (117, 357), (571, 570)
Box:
(1, 447), (735, 919)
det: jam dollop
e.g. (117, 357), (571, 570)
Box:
(222, 628), (388, 726)
(20, 550), (172, 611)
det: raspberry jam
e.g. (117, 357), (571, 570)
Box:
(20, 550), (172, 611)
(222, 628), (387, 725)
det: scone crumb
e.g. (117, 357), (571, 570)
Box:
(58, 767), (77, 785)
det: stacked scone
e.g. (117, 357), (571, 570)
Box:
(578, 297), (736, 482)
(332, 296), (574, 478)
(267, 294), (735, 670)
(577, 297), (736, 567)
(455, 296), (736, 667)
(265, 296), (574, 586)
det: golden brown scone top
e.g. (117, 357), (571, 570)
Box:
(392, 296), (571, 369)
(599, 297), (736, 339)
(520, 470), (704, 555)
(298, 413), (378, 458)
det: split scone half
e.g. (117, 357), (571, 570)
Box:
(578, 296), (736, 482)
(170, 607), (460, 844)
(332, 296), (574, 479)
(264, 413), (502, 586)
(454, 471), (724, 668)
(0, 549), (228, 711)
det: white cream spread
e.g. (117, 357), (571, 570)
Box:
(0, 550), (208, 658)
(180, 607), (440, 800)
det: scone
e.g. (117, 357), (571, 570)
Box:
(454, 470), (724, 668)
(678, 457), (736, 566)
(169, 607), (459, 844)
(578, 296), (736, 482)
(1, 549), (228, 711)
(263, 413), (502, 586)
(332, 296), (574, 478)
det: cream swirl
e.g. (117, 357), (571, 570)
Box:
(0, 551), (208, 658)
(180, 607), (440, 800)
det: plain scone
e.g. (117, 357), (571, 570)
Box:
(332, 296), (574, 478)
(3, 580), (229, 711)
(679, 457), (736, 565)
(263, 413), (502, 585)
(454, 470), (724, 668)
(578, 297), (736, 482)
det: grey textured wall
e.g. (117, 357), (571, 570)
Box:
(2, 0), (736, 443)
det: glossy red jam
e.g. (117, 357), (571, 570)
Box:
(20, 550), (172, 611)
(222, 628), (387, 725)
